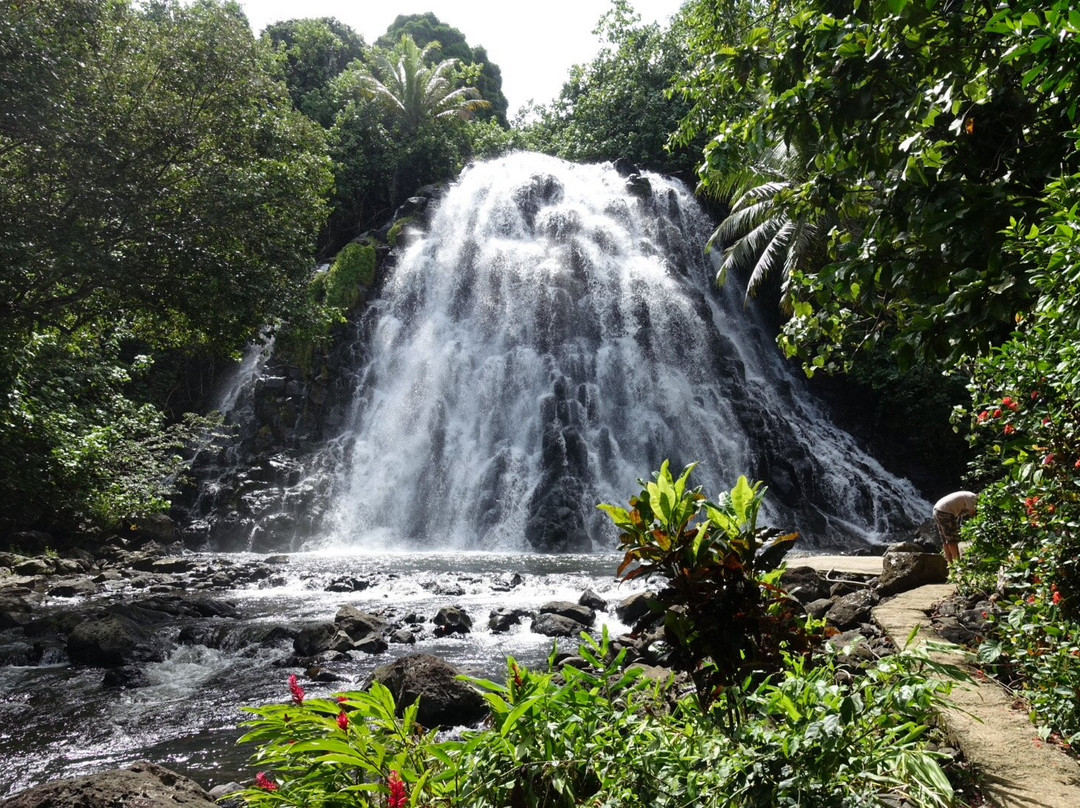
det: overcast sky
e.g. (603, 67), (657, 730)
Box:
(238, 0), (686, 118)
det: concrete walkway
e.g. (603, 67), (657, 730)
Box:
(792, 556), (1080, 807)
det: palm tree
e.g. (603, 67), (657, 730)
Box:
(359, 35), (489, 134)
(711, 143), (856, 313)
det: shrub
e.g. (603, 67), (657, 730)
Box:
(598, 461), (807, 708)
(235, 634), (959, 808)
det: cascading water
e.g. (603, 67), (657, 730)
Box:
(304, 152), (926, 553)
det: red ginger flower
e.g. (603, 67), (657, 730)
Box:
(388, 770), (408, 808)
(993, 408), (1003, 418)
(289, 674), (305, 705)
(337, 711), (348, 731)
(977, 411), (990, 423)
(255, 772), (278, 792)
(1004, 424), (1016, 436)
(1003, 396), (1019, 411)
(1053, 589), (1063, 606)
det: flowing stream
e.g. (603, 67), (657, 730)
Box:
(0, 551), (643, 797)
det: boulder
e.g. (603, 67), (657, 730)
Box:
(0, 761), (216, 807)
(488, 607), (531, 633)
(615, 592), (653, 623)
(334, 606), (388, 641)
(876, 552), (948, 596)
(531, 612), (586, 637)
(371, 654), (487, 728)
(433, 606), (472, 636)
(293, 622), (337, 657)
(539, 601), (595, 626)
(825, 589), (880, 631)
(67, 614), (167, 666)
(779, 566), (831, 604)
(578, 589), (607, 611)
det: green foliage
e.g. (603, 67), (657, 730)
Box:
(236, 633), (957, 808)
(519, 0), (700, 177)
(0, 0), (332, 354)
(262, 17), (366, 127)
(599, 461), (805, 706)
(352, 35), (489, 135)
(377, 13), (509, 127)
(0, 0), (330, 535)
(0, 331), (219, 531)
(325, 243), (377, 308)
(683, 0), (1080, 372)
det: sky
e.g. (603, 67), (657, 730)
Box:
(238, 0), (686, 118)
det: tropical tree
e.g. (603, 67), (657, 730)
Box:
(681, 0), (1080, 372)
(712, 142), (855, 312)
(356, 34), (489, 135)
(377, 12), (509, 126)
(0, 0), (331, 535)
(522, 0), (700, 177)
(262, 17), (366, 127)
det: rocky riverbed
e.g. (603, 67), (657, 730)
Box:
(0, 523), (963, 804)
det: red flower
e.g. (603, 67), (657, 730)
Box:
(255, 772), (278, 792)
(388, 770), (408, 808)
(1003, 396), (1019, 411)
(289, 674), (305, 705)
(337, 711), (348, 731)
(1004, 424), (1016, 436)
(1032, 390), (1040, 400)
(1044, 453), (1056, 466)
(1053, 590), (1063, 606)
(1044, 418), (1053, 427)
(993, 408), (1003, 418)
(1075, 459), (1080, 470)
(977, 411), (990, 423)
(336, 695), (348, 703)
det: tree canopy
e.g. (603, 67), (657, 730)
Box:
(0, 0), (331, 533)
(681, 0), (1080, 372)
(377, 12), (509, 127)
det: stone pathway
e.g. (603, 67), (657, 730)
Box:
(798, 555), (1080, 808)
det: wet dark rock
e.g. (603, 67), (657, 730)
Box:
(825, 589), (880, 631)
(13, 558), (52, 577)
(0, 641), (37, 666)
(780, 566), (831, 604)
(876, 552), (948, 596)
(389, 628), (416, 644)
(293, 623), (337, 657)
(490, 572), (524, 592)
(0, 761), (217, 808)
(531, 612), (587, 637)
(615, 592), (653, 623)
(67, 613), (169, 667)
(47, 577), (99, 598)
(326, 576), (371, 593)
(102, 665), (151, 689)
(433, 606), (472, 636)
(625, 174), (652, 199)
(539, 601), (595, 626)
(578, 589), (607, 611)
(488, 607), (532, 633)
(371, 654), (487, 728)
(149, 557), (195, 574)
(353, 634), (389, 654)
(0, 593), (34, 629)
(335, 606), (388, 641)
(432, 582), (465, 597)
(132, 514), (179, 545)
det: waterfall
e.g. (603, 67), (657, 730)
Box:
(304, 152), (927, 552)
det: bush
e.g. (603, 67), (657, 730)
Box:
(235, 633), (959, 808)
(598, 462), (807, 708)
